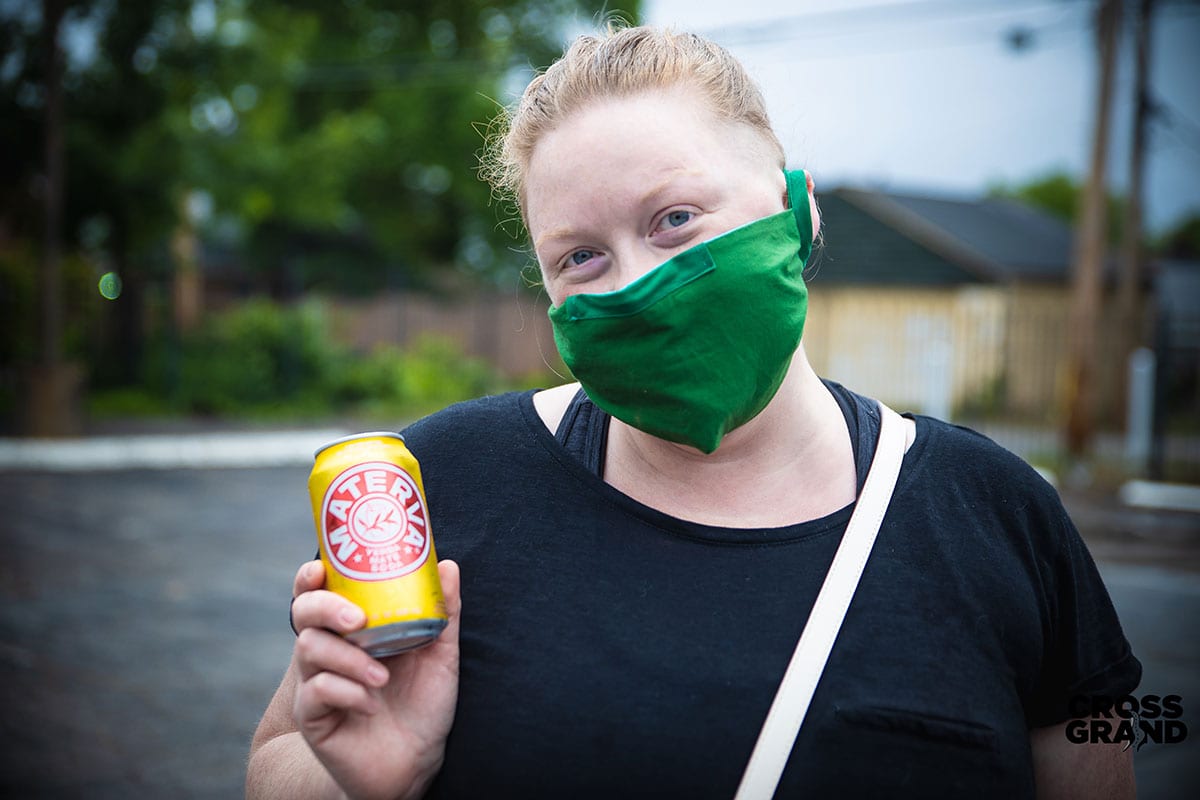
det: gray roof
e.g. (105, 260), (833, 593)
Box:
(813, 193), (982, 286)
(819, 186), (1078, 285)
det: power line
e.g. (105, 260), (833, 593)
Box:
(269, 0), (1192, 90)
(1152, 96), (1200, 154)
(694, 0), (1092, 46)
(273, 0), (1090, 91)
(679, 0), (1094, 62)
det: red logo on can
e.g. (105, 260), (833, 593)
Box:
(321, 461), (430, 581)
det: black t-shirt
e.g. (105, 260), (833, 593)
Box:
(389, 384), (1140, 799)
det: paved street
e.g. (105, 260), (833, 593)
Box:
(1094, 561), (1200, 798)
(1, 460), (1197, 798)
(0, 466), (313, 798)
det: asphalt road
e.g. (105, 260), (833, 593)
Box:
(0, 466), (1196, 798)
(0, 467), (312, 798)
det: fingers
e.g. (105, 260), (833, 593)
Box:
(292, 591), (388, 715)
(293, 560), (326, 598)
(295, 625), (389, 687)
(294, 559), (459, 640)
(439, 559), (461, 611)
(438, 559), (462, 637)
(290, 570), (380, 696)
(290, 559), (363, 636)
(293, 558), (460, 689)
(294, 667), (381, 725)
(291, 586), (367, 636)
(292, 559), (463, 755)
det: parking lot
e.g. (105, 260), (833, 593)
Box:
(1, 435), (1197, 798)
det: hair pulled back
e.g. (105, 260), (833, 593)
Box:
(482, 25), (786, 223)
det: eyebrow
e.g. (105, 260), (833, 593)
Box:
(532, 168), (702, 251)
(533, 226), (574, 251)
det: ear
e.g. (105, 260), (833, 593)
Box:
(808, 172), (821, 232)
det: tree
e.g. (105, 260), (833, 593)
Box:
(988, 170), (1127, 246)
(0, 0), (640, 422)
(2, 0), (199, 391)
(1158, 213), (1200, 260)
(166, 0), (641, 295)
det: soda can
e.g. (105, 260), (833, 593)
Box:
(308, 432), (447, 657)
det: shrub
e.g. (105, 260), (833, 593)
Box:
(113, 300), (520, 420)
(142, 299), (344, 415)
(339, 336), (501, 419)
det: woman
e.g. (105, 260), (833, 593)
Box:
(247, 26), (1140, 799)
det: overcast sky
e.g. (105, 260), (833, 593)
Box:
(641, 0), (1200, 234)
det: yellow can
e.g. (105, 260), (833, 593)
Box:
(308, 432), (447, 657)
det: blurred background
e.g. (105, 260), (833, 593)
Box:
(1, 0), (1198, 482)
(1, 0), (1198, 797)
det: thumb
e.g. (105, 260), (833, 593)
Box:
(436, 559), (461, 647)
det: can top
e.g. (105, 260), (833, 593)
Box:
(313, 431), (406, 460)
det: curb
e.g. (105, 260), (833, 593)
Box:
(1119, 480), (1200, 514)
(0, 429), (350, 471)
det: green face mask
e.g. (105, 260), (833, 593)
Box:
(548, 169), (813, 454)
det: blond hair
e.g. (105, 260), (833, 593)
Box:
(482, 25), (786, 223)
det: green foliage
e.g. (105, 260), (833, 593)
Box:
(1, 0), (641, 289)
(86, 387), (174, 418)
(0, 243), (108, 366)
(142, 299), (341, 415)
(339, 337), (501, 419)
(0, 245), (37, 367)
(97, 299), (545, 421)
(954, 373), (1008, 420)
(988, 172), (1079, 223)
(185, 0), (603, 291)
(1, 0), (641, 405)
(988, 170), (1127, 245)
(1157, 213), (1200, 259)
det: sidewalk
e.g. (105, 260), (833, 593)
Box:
(0, 428), (349, 471)
(1059, 486), (1200, 573)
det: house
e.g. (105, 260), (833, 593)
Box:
(803, 186), (1144, 424)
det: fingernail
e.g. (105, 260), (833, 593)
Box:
(340, 607), (365, 627)
(367, 664), (388, 685)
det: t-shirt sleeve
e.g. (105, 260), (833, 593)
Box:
(1024, 495), (1142, 728)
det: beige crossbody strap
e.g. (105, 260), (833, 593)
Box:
(734, 403), (910, 800)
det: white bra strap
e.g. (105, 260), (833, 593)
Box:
(734, 403), (909, 800)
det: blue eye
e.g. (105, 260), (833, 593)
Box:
(570, 250), (595, 266)
(664, 210), (692, 228)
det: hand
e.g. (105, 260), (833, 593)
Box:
(289, 559), (461, 800)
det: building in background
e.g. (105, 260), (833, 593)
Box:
(806, 187), (1148, 426)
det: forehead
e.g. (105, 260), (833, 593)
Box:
(523, 89), (759, 232)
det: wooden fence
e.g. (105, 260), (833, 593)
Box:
(320, 284), (1192, 448)
(323, 289), (562, 379)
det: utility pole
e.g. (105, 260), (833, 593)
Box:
(1117, 0), (1154, 419)
(1065, 0), (1121, 460)
(28, 0), (81, 436)
(40, 0), (64, 371)
(171, 193), (203, 334)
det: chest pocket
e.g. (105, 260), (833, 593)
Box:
(835, 704), (997, 749)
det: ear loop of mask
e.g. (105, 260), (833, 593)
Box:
(786, 169), (813, 250)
